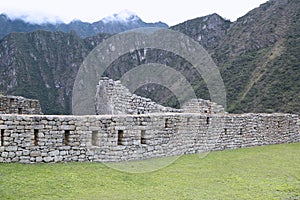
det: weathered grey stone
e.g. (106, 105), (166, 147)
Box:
(1, 152), (8, 158)
(19, 156), (30, 164)
(54, 156), (63, 162)
(49, 150), (59, 157)
(30, 151), (41, 157)
(8, 152), (15, 158)
(43, 157), (53, 163)
(36, 157), (43, 162)
(59, 151), (67, 156)
(0, 125), (7, 129)
(22, 150), (30, 156)
(5, 146), (18, 152)
(0, 95), (42, 115)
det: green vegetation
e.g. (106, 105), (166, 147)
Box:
(0, 143), (299, 199)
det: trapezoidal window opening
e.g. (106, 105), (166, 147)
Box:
(239, 128), (243, 135)
(206, 117), (210, 125)
(0, 129), (4, 146)
(141, 130), (146, 145)
(224, 128), (228, 135)
(91, 130), (99, 146)
(18, 108), (22, 114)
(117, 130), (124, 145)
(64, 130), (70, 145)
(165, 118), (170, 128)
(34, 129), (39, 146)
(9, 99), (14, 106)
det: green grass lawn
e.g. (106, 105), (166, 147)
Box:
(0, 143), (299, 200)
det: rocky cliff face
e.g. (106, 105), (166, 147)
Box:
(213, 0), (300, 114)
(0, 0), (299, 115)
(171, 13), (231, 52)
(0, 31), (110, 114)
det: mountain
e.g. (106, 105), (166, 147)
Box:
(0, 30), (110, 114)
(0, 0), (299, 115)
(213, 0), (300, 114)
(89, 11), (168, 35)
(171, 13), (231, 52)
(0, 11), (168, 39)
(172, 0), (299, 114)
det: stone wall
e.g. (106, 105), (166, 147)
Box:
(182, 99), (225, 114)
(0, 80), (299, 164)
(0, 95), (42, 115)
(0, 113), (298, 163)
(95, 78), (226, 115)
(95, 77), (185, 115)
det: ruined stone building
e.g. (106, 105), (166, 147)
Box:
(0, 78), (299, 163)
(0, 95), (42, 115)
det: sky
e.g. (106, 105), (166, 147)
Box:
(0, 0), (269, 26)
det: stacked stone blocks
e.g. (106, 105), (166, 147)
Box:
(0, 78), (299, 163)
(0, 113), (299, 163)
(0, 95), (42, 115)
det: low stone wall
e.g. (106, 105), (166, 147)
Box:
(182, 99), (225, 114)
(0, 95), (42, 115)
(0, 113), (298, 163)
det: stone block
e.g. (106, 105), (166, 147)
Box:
(43, 157), (54, 163)
(8, 152), (15, 158)
(1, 152), (8, 158)
(0, 125), (7, 129)
(60, 151), (67, 156)
(36, 157), (43, 162)
(19, 156), (30, 164)
(61, 125), (75, 130)
(30, 151), (41, 157)
(54, 156), (63, 162)
(22, 150), (30, 156)
(49, 150), (59, 157)
(5, 146), (18, 152)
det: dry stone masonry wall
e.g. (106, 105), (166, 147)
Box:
(0, 95), (42, 115)
(95, 77), (182, 115)
(0, 79), (299, 163)
(95, 78), (226, 115)
(182, 98), (225, 114)
(0, 113), (299, 163)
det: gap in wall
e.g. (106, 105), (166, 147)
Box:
(92, 130), (99, 146)
(0, 129), (4, 146)
(141, 130), (146, 144)
(117, 130), (124, 145)
(34, 129), (39, 146)
(64, 130), (70, 145)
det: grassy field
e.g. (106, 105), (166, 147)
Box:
(0, 143), (299, 200)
